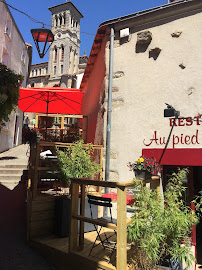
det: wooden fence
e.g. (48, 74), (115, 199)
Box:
(27, 141), (103, 240)
(70, 178), (134, 270)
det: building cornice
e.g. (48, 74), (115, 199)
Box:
(48, 1), (83, 18)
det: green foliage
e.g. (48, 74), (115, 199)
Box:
(0, 63), (23, 126)
(128, 168), (200, 269)
(56, 140), (100, 187)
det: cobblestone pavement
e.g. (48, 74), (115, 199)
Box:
(0, 226), (57, 270)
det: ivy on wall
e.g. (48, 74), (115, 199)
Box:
(0, 63), (23, 126)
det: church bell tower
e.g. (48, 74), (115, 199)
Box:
(48, 2), (83, 86)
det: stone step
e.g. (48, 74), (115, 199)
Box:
(0, 168), (27, 175)
(0, 164), (28, 169)
(0, 180), (22, 190)
(0, 175), (23, 181)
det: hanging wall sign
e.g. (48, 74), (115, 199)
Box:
(143, 117), (201, 149)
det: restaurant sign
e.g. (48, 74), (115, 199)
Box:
(143, 117), (201, 149)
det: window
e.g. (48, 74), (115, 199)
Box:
(55, 15), (58, 27)
(61, 45), (64, 61)
(54, 66), (56, 75)
(54, 47), (57, 62)
(63, 13), (66, 25)
(45, 67), (48, 74)
(5, 14), (12, 39)
(35, 69), (38, 76)
(39, 69), (41, 75)
(21, 50), (26, 65)
(32, 70), (34, 77)
(59, 14), (62, 26)
(31, 83), (34, 87)
(61, 65), (63, 74)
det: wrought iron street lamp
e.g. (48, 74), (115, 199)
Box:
(31, 26), (54, 58)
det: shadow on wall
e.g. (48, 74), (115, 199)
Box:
(0, 175), (27, 239)
(0, 156), (17, 160)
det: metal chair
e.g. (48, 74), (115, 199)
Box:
(87, 194), (117, 263)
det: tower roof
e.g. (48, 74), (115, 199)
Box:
(48, 1), (83, 18)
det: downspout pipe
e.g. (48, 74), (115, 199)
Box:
(105, 26), (114, 192)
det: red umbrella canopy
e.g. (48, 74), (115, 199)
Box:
(18, 87), (84, 115)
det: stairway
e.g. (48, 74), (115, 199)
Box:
(0, 164), (28, 190)
(0, 144), (29, 190)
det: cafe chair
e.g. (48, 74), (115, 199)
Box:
(87, 194), (117, 263)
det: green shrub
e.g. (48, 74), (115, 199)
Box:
(128, 168), (201, 269)
(0, 63), (23, 126)
(56, 140), (100, 187)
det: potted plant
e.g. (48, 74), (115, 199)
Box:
(127, 155), (162, 180)
(22, 127), (39, 146)
(54, 139), (100, 237)
(127, 168), (202, 270)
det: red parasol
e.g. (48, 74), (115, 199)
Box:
(18, 87), (83, 115)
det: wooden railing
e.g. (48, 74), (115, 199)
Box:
(37, 128), (83, 143)
(69, 178), (134, 270)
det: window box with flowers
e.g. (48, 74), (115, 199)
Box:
(128, 156), (162, 180)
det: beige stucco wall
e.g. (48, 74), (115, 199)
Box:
(103, 8), (202, 182)
(0, 2), (31, 152)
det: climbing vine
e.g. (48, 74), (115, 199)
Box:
(0, 63), (23, 126)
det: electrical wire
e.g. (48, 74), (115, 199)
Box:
(1, 0), (95, 36)
(1, 0), (46, 25)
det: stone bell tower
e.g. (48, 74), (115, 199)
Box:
(48, 1), (83, 87)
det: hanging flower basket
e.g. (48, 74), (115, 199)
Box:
(128, 155), (162, 180)
(133, 169), (151, 180)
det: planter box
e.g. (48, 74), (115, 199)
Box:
(54, 196), (71, 237)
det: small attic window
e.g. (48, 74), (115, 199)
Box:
(21, 50), (26, 65)
(5, 13), (12, 40)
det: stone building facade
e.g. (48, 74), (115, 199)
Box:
(27, 2), (87, 89)
(80, 0), (202, 264)
(0, 1), (31, 152)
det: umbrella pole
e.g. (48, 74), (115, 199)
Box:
(45, 92), (49, 141)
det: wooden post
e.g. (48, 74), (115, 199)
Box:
(35, 114), (38, 128)
(117, 187), (127, 270)
(61, 116), (64, 129)
(60, 116), (64, 142)
(32, 143), (40, 198)
(69, 182), (79, 252)
(150, 176), (160, 193)
(79, 184), (85, 250)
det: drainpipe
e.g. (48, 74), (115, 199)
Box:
(105, 26), (114, 193)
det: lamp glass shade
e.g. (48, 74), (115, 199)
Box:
(31, 28), (54, 43)
(31, 28), (54, 58)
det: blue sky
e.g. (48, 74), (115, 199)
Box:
(8, 0), (168, 64)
